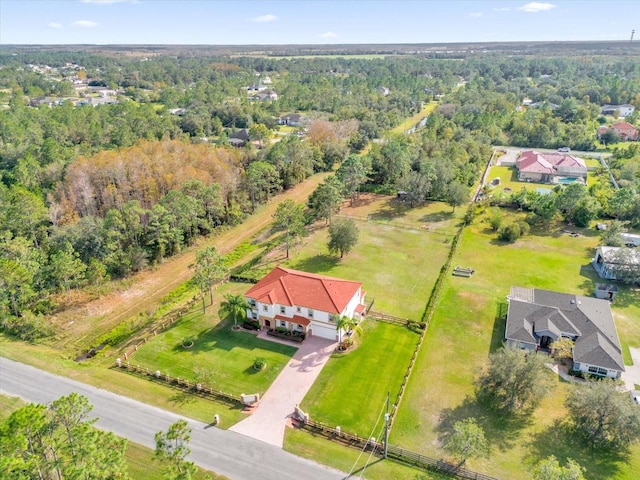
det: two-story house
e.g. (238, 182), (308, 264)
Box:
(245, 267), (367, 341)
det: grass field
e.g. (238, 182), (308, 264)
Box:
(389, 101), (439, 135)
(251, 195), (460, 320)
(300, 320), (420, 435)
(390, 210), (640, 479)
(284, 428), (449, 480)
(133, 296), (297, 397)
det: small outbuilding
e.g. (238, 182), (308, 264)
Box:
(595, 283), (619, 301)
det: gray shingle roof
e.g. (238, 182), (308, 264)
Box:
(505, 287), (624, 372)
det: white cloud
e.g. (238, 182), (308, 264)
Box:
(318, 31), (338, 38)
(251, 14), (277, 22)
(72, 20), (99, 27)
(469, 12), (483, 18)
(48, 22), (62, 29)
(518, 2), (556, 13)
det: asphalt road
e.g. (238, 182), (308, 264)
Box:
(0, 356), (347, 480)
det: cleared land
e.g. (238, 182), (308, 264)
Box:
(255, 195), (460, 320)
(389, 101), (439, 135)
(45, 172), (330, 354)
(390, 211), (640, 479)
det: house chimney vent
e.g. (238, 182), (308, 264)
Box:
(570, 300), (575, 304)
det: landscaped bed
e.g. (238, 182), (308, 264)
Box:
(390, 212), (640, 479)
(133, 309), (297, 397)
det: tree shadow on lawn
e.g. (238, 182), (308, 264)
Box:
(489, 302), (508, 354)
(437, 395), (533, 453)
(609, 284), (640, 309)
(370, 197), (413, 220)
(289, 254), (340, 274)
(525, 419), (627, 480)
(419, 210), (454, 224)
(171, 318), (297, 355)
(169, 390), (197, 407)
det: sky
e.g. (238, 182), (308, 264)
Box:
(0, 0), (638, 45)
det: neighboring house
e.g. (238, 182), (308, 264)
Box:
(598, 122), (639, 141)
(252, 90), (278, 101)
(505, 287), (625, 379)
(277, 113), (303, 126)
(529, 101), (559, 110)
(245, 267), (367, 341)
(611, 122), (639, 141)
(592, 246), (640, 281)
(29, 96), (66, 107)
(246, 84), (268, 92)
(600, 104), (635, 117)
(515, 150), (587, 184)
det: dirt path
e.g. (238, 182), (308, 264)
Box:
(54, 173), (329, 345)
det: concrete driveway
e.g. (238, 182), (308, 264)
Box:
(230, 334), (336, 447)
(622, 347), (640, 391)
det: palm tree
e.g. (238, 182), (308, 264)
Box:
(335, 315), (357, 344)
(219, 293), (248, 327)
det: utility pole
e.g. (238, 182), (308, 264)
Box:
(384, 391), (390, 458)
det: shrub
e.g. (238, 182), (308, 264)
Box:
(253, 357), (266, 370)
(498, 221), (529, 242)
(568, 369), (584, 378)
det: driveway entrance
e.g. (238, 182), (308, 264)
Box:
(229, 334), (336, 447)
(622, 347), (640, 391)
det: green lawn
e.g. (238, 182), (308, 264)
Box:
(389, 101), (439, 135)
(300, 320), (420, 435)
(133, 302), (297, 397)
(390, 211), (640, 479)
(252, 198), (457, 320)
(285, 428), (449, 480)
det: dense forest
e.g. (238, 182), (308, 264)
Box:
(1, 45), (640, 338)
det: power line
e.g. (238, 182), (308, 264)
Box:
(346, 399), (387, 478)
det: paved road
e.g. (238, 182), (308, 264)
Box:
(0, 357), (346, 480)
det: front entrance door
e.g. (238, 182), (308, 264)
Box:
(265, 320), (271, 328)
(540, 335), (552, 348)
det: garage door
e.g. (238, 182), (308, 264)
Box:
(310, 322), (337, 340)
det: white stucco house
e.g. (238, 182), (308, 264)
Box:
(245, 267), (367, 341)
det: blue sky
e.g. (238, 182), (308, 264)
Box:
(1, 1), (638, 45)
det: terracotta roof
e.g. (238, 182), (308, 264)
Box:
(276, 314), (310, 326)
(612, 121), (636, 129)
(517, 150), (586, 175)
(245, 267), (362, 315)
